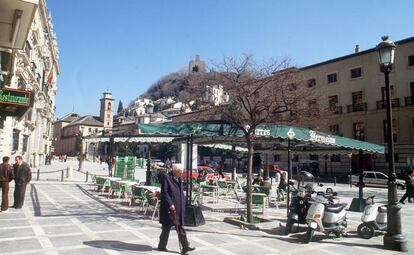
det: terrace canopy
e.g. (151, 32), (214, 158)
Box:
(138, 122), (384, 154)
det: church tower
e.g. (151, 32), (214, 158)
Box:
(100, 91), (114, 130)
(188, 54), (206, 74)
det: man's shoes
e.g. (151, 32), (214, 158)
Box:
(1, 209), (8, 213)
(409, 200), (413, 203)
(181, 246), (195, 254)
(157, 245), (168, 252)
(400, 201), (405, 204)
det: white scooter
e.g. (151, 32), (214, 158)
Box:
(357, 195), (387, 239)
(304, 192), (348, 243)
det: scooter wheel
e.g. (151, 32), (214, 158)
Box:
(303, 228), (315, 243)
(285, 221), (293, 235)
(357, 224), (375, 239)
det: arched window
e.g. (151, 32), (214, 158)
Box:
(108, 102), (111, 110)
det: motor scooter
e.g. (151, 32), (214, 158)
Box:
(285, 171), (316, 235)
(357, 195), (387, 239)
(304, 192), (348, 243)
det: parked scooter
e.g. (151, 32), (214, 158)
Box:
(357, 195), (387, 239)
(285, 171), (315, 235)
(304, 192), (348, 243)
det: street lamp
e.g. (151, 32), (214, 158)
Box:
(376, 36), (407, 252)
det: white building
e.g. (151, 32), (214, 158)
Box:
(0, 0), (59, 167)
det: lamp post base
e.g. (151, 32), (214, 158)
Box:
(384, 233), (408, 252)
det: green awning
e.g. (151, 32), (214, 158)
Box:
(138, 123), (384, 154)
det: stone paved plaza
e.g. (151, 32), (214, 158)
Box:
(1, 162), (414, 255)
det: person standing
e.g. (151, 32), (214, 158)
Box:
(13, 156), (32, 209)
(158, 164), (195, 254)
(399, 170), (414, 204)
(0, 157), (14, 212)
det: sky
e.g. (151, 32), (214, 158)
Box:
(46, 0), (413, 118)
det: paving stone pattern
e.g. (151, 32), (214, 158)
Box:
(1, 162), (414, 254)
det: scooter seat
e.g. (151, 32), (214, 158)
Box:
(325, 203), (347, 213)
(378, 206), (387, 213)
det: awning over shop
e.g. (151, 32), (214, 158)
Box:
(138, 122), (384, 154)
(83, 135), (174, 144)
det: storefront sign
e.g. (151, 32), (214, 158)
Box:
(0, 87), (32, 117)
(0, 88), (31, 106)
(309, 130), (336, 145)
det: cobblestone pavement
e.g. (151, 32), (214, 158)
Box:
(1, 162), (413, 254)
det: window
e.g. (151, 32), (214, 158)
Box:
(12, 129), (20, 151)
(353, 122), (365, 141)
(385, 153), (399, 163)
(88, 128), (92, 132)
(329, 96), (338, 112)
(364, 173), (376, 179)
(350, 67), (362, 78)
(292, 155), (299, 162)
(22, 135), (29, 153)
(408, 55), (414, 66)
(307, 78), (316, 88)
(330, 154), (341, 162)
(383, 119), (398, 142)
(108, 102), (111, 110)
(381, 86), (395, 101)
(310, 154), (319, 161)
(329, 124), (340, 135)
(327, 73), (337, 83)
(376, 173), (388, 179)
(274, 154), (280, 162)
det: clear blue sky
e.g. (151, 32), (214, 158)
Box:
(47, 0), (413, 118)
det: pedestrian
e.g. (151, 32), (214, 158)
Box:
(399, 169), (414, 204)
(218, 161), (225, 179)
(13, 156), (32, 209)
(158, 164), (195, 254)
(0, 156), (14, 212)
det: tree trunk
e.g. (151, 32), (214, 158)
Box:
(246, 139), (254, 223)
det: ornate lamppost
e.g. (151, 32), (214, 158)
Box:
(377, 36), (407, 252)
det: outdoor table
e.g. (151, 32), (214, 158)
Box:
(137, 185), (161, 193)
(252, 192), (268, 215)
(201, 185), (219, 203)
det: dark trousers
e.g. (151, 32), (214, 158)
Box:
(0, 182), (10, 211)
(400, 187), (413, 203)
(159, 224), (188, 249)
(13, 183), (28, 208)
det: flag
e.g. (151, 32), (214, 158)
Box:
(47, 69), (53, 85)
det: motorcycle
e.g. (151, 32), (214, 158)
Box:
(357, 195), (387, 239)
(285, 171), (315, 235)
(304, 192), (348, 243)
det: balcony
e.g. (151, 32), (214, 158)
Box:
(347, 103), (368, 113)
(405, 96), (414, 106)
(376, 98), (400, 109)
(329, 105), (343, 114)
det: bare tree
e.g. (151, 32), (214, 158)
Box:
(186, 55), (325, 223)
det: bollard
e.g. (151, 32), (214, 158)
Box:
(317, 176), (320, 185)
(61, 170), (64, 182)
(85, 171), (89, 183)
(66, 166), (73, 179)
(334, 177), (337, 186)
(37, 169), (40, 181)
(350, 175), (352, 188)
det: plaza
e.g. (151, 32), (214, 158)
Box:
(0, 161), (413, 255)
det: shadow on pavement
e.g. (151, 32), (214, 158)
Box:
(30, 184), (42, 216)
(84, 240), (153, 252)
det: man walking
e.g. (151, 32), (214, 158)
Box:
(0, 157), (14, 212)
(158, 164), (195, 254)
(399, 169), (414, 204)
(13, 156), (32, 209)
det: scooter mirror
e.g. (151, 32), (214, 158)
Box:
(333, 192), (338, 196)
(319, 184), (324, 187)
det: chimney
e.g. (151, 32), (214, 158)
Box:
(355, 45), (360, 53)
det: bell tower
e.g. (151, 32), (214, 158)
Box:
(100, 91), (114, 130)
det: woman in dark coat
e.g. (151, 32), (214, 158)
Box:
(158, 164), (195, 254)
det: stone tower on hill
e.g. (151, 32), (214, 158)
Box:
(188, 54), (206, 73)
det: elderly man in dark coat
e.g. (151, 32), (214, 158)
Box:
(158, 164), (195, 254)
(0, 156), (14, 212)
(13, 155), (32, 209)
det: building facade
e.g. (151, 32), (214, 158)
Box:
(0, 0), (59, 167)
(297, 37), (414, 174)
